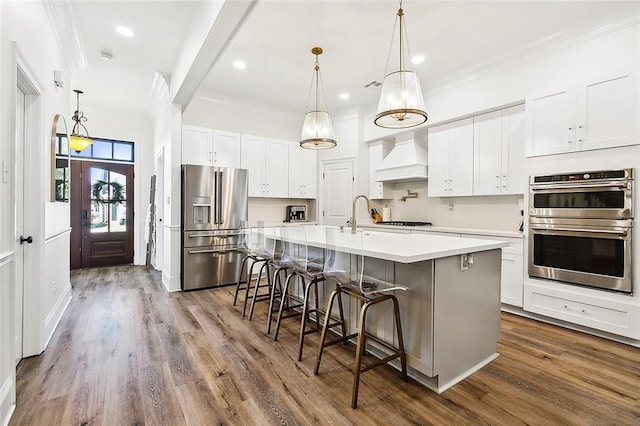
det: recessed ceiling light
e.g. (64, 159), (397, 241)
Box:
(115, 26), (134, 38)
(411, 54), (426, 65)
(233, 60), (246, 70)
(339, 93), (350, 100)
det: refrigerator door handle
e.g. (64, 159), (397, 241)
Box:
(187, 248), (238, 255)
(213, 171), (218, 225)
(217, 170), (224, 225)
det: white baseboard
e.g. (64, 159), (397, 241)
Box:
(44, 282), (72, 350)
(0, 376), (15, 426)
(162, 270), (181, 292)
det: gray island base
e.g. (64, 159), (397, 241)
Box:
(267, 226), (507, 393)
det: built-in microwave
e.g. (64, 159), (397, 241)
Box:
(529, 169), (633, 219)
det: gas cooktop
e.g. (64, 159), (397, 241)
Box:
(376, 221), (432, 227)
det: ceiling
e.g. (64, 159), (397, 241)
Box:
(69, 1), (640, 117)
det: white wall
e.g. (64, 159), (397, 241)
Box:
(1, 1), (74, 423)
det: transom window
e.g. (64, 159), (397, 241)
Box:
(56, 135), (135, 163)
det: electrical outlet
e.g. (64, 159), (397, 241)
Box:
(53, 281), (57, 294)
(460, 253), (474, 270)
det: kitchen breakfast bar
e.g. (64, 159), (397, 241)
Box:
(266, 225), (509, 393)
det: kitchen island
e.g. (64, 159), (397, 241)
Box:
(267, 225), (509, 393)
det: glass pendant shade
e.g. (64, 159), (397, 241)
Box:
(69, 135), (93, 153)
(300, 110), (336, 149)
(375, 70), (427, 128)
(70, 89), (93, 153)
(300, 47), (337, 149)
(375, 1), (428, 129)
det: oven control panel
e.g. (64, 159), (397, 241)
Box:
(531, 169), (631, 184)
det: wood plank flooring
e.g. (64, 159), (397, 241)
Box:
(10, 265), (640, 425)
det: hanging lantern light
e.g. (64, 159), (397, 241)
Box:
(375, 0), (428, 129)
(300, 47), (337, 149)
(69, 89), (93, 153)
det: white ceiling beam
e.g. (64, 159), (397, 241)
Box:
(171, 0), (257, 110)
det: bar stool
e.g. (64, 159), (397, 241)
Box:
(314, 227), (407, 409)
(247, 226), (288, 325)
(233, 221), (268, 317)
(272, 225), (344, 361)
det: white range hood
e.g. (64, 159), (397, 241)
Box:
(373, 132), (428, 183)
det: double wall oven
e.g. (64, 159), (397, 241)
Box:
(528, 169), (634, 293)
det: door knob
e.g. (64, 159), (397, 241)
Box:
(19, 235), (33, 244)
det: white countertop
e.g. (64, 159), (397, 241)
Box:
(360, 223), (524, 239)
(267, 225), (509, 264)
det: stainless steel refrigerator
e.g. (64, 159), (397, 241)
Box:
(181, 165), (248, 290)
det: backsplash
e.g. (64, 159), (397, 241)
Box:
(371, 181), (523, 232)
(248, 198), (316, 225)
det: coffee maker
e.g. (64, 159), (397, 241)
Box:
(285, 205), (307, 222)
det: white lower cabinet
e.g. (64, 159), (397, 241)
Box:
(524, 282), (640, 339)
(461, 234), (523, 308)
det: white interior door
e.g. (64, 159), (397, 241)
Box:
(322, 160), (353, 226)
(14, 86), (25, 364)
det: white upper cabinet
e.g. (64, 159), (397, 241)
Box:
(289, 143), (317, 198)
(181, 125), (241, 168)
(474, 104), (525, 195)
(368, 140), (394, 200)
(428, 118), (474, 197)
(526, 69), (638, 157)
(241, 135), (288, 198)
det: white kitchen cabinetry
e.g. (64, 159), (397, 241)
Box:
(241, 135), (289, 197)
(427, 118), (474, 197)
(289, 142), (317, 198)
(473, 104), (525, 195)
(369, 140), (394, 199)
(181, 125), (241, 168)
(524, 282), (640, 339)
(526, 70), (638, 157)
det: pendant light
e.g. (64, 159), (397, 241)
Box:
(300, 47), (337, 149)
(375, 0), (428, 129)
(69, 89), (93, 153)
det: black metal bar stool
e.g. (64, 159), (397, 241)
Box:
(314, 227), (407, 409)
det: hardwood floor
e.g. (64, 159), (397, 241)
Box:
(11, 265), (640, 425)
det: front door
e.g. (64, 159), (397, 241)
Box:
(322, 160), (354, 226)
(70, 160), (134, 268)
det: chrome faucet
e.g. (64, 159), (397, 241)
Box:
(351, 194), (371, 234)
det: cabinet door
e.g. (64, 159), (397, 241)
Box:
(288, 143), (317, 198)
(427, 123), (450, 197)
(213, 130), (241, 168)
(240, 135), (265, 197)
(473, 110), (503, 195)
(501, 104), (525, 195)
(501, 253), (524, 307)
(448, 118), (474, 196)
(525, 86), (576, 157)
(264, 139), (289, 197)
(577, 70), (639, 151)
(182, 125), (212, 166)
(299, 147), (317, 198)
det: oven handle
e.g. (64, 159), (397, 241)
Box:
(531, 182), (631, 191)
(530, 226), (629, 238)
(188, 233), (240, 238)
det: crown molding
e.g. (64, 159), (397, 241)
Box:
(424, 13), (639, 98)
(194, 91), (300, 120)
(42, 0), (88, 72)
